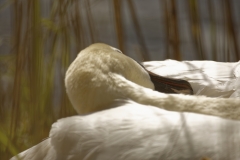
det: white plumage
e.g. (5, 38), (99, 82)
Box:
(11, 43), (240, 160)
(11, 101), (240, 160)
(144, 60), (240, 98)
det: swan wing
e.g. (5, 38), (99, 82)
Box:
(11, 100), (240, 160)
(143, 60), (240, 98)
(10, 138), (56, 160)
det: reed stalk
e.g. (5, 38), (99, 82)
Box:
(0, 0), (239, 159)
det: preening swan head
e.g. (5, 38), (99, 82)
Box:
(65, 43), (154, 114)
(65, 43), (240, 120)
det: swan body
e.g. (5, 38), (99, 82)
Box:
(11, 43), (240, 160)
(11, 100), (240, 160)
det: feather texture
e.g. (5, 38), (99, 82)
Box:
(144, 60), (240, 98)
(11, 100), (240, 160)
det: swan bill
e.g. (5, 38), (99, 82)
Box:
(147, 70), (193, 95)
(137, 62), (193, 95)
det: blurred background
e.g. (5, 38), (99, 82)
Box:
(0, 0), (240, 159)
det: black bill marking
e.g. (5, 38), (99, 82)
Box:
(138, 62), (193, 95)
(147, 70), (193, 95)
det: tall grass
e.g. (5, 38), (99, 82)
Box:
(0, 0), (239, 159)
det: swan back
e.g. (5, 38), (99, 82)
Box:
(11, 100), (240, 160)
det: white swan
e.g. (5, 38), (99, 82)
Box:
(65, 43), (240, 119)
(11, 43), (240, 160)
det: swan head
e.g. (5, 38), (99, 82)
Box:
(65, 43), (154, 114)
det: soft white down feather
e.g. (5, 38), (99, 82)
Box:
(11, 43), (240, 160)
(11, 101), (240, 160)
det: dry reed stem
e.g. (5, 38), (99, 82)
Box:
(0, 0), (239, 159)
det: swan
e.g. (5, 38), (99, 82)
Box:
(65, 43), (240, 119)
(11, 43), (240, 160)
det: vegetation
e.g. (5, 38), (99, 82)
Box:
(0, 0), (239, 159)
